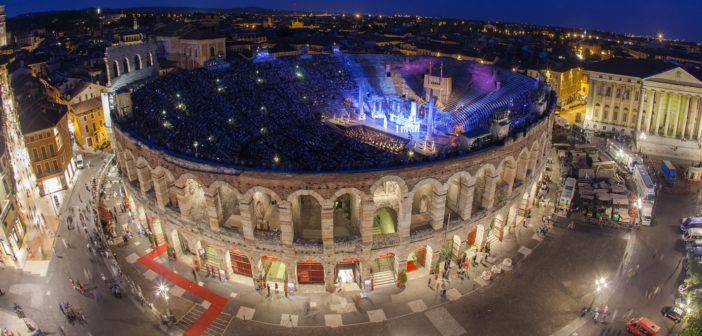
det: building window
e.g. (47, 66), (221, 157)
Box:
(635, 91), (640, 101)
(123, 58), (129, 74)
(92, 123), (96, 132)
(210, 46), (215, 58)
(603, 110), (609, 119)
(49, 144), (54, 156)
(29, 136), (34, 142)
(134, 55), (141, 71)
(605, 87), (611, 97)
(53, 160), (59, 172)
(147, 52), (153, 67)
(41, 146), (47, 160)
(623, 113), (628, 123)
(36, 165), (42, 176)
(84, 116), (87, 122)
(85, 125), (89, 133)
(2, 179), (8, 194)
(616, 89), (620, 98)
(45, 162), (50, 173)
(38, 133), (43, 140)
(32, 148), (38, 161)
(613, 111), (618, 121)
(112, 61), (119, 77)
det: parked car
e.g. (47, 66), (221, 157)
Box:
(76, 154), (85, 169)
(662, 306), (685, 322)
(681, 217), (702, 231)
(626, 316), (660, 336)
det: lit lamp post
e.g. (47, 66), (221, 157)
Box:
(156, 284), (173, 322)
(589, 277), (607, 311)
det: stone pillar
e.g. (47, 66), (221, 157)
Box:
(286, 262), (297, 291)
(458, 182), (474, 220)
(397, 197), (411, 238)
(585, 79), (595, 122)
(474, 224), (486, 249)
(123, 155), (137, 182)
(278, 201), (293, 246)
(135, 163), (152, 198)
(204, 190), (221, 232)
(504, 165), (517, 197)
(672, 93), (682, 138)
(481, 174), (498, 210)
(645, 89), (655, 133)
(360, 259), (371, 290)
(663, 92), (673, 136)
(516, 155), (528, 182)
(527, 151), (537, 177)
(608, 84), (617, 124)
(152, 170), (169, 212)
(324, 261), (335, 292)
(174, 184), (190, 218)
(429, 190), (447, 230)
(682, 95), (691, 139)
(360, 198), (374, 243)
(636, 89), (646, 132)
(239, 200), (254, 241)
(321, 205), (334, 247)
(655, 91), (665, 134)
(216, 248), (231, 280)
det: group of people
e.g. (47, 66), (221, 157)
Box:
(123, 54), (412, 171)
(345, 126), (407, 153)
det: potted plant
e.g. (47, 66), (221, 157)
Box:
(398, 271), (408, 288)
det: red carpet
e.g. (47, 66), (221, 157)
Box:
(406, 260), (419, 273)
(138, 244), (228, 336)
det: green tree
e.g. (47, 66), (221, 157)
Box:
(681, 311), (702, 336)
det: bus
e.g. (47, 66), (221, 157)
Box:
(558, 177), (576, 215)
(606, 139), (638, 174)
(633, 164), (656, 226)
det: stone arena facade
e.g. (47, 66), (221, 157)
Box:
(114, 116), (552, 293)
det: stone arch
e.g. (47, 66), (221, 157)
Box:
(444, 171), (474, 220)
(134, 54), (142, 71)
(371, 176), (406, 229)
(495, 156), (517, 203)
(151, 166), (176, 209)
(487, 212), (507, 243)
(373, 207), (398, 234)
(208, 181), (242, 231)
(409, 178), (443, 231)
(330, 188), (365, 240)
(516, 147), (530, 183)
(122, 57), (130, 74)
(288, 190), (325, 243)
(243, 186), (282, 232)
(471, 163), (497, 215)
(370, 175), (409, 198)
(175, 174), (208, 223)
(147, 52), (153, 67)
(295, 258), (325, 286)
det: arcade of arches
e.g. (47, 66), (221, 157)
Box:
(116, 124), (550, 293)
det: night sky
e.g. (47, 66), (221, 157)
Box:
(3, 0), (701, 43)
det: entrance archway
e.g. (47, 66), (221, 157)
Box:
(438, 235), (461, 264)
(333, 193), (361, 240)
(260, 256), (286, 290)
(411, 182), (438, 231)
(251, 191), (280, 231)
(407, 245), (433, 277)
(200, 241), (220, 277)
(297, 258), (324, 285)
(372, 207), (397, 234)
(335, 258), (361, 291)
(371, 253), (396, 288)
(292, 194), (322, 242)
(229, 249), (252, 277)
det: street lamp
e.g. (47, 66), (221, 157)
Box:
(156, 284), (173, 322)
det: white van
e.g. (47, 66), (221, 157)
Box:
(681, 217), (702, 231)
(76, 154), (85, 169)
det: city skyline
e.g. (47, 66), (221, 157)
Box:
(2, 0), (702, 43)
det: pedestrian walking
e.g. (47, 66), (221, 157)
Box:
(427, 277), (432, 288)
(275, 282), (279, 293)
(267, 286), (270, 297)
(61, 237), (68, 249)
(192, 268), (197, 281)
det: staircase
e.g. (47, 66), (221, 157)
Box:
(177, 305), (207, 332)
(371, 257), (395, 288)
(372, 222), (382, 235)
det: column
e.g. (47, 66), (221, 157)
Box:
(504, 165), (517, 197)
(321, 206), (334, 247)
(397, 197), (411, 238)
(655, 91), (665, 135)
(239, 200), (254, 240)
(672, 93), (682, 138)
(360, 198), (374, 243)
(135, 163), (152, 198)
(682, 95), (691, 139)
(123, 155), (137, 182)
(205, 190), (221, 232)
(598, 84), (607, 126)
(585, 80), (595, 125)
(429, 190), (447, 230)
(278, 202), (293, 246)
(174, 184), (190, 218)
(645, 89), (655, 133)
(481, 174), (498, 210)
(694, 97), (702, 140)
(516, 155), (528, 182)
(458, 182), (474, 220)
(636, 88), (646, 132)
(152, 169), (169, 211)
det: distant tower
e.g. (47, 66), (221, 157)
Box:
(133, 15), (138, 30)
(0, 5), (6, 47)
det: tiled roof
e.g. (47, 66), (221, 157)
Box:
(585, 58), (677, 78)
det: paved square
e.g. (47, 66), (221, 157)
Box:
(531, 233), (543, 242)
(425, 307), (467, 336)
(170, 286), (185, 297)
(367, 309), (387, 323)
(408, 299), (428, 312)
(133, 241), (141, 246)
(446, 288), (461, 301)
(324, 314), (343, 327)
(518, 246), (533, 256)
(125, 253), (139, 264)
(280, 314), (298, 327)
(474, 277), (489, 287)
(229, 292), (238, 298)
(198, 281), (204, 286)
(236, 306), (256, 320)
(143, 269), (158, 280)
(201, 301), (211, 309)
